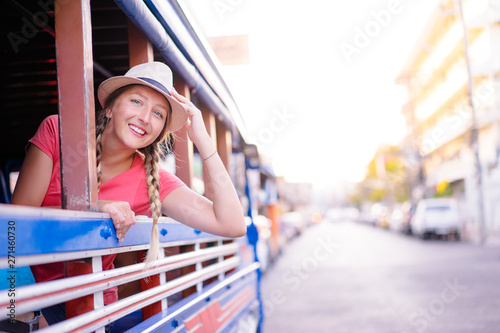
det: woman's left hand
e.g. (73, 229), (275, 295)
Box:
(99, 200), (136, 242)
(171, 88), (210, 146)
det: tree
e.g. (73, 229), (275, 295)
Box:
(350, 145), (409, 205)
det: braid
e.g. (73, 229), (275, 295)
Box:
(142, 103), (172, 266)
(95, 110), (109, 192)
(96, 83), (174, 266)
(96, 85), (135, 190)
(144, 142), (162, 265)
(145, 144), (162, 220)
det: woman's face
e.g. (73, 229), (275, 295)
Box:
(105, 85), (170, 151)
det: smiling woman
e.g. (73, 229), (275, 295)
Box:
(10, 61), (246, 329)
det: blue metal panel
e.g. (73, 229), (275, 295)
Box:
(0, 214), (216, 256)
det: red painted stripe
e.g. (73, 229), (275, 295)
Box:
(184, 285), (256, 333)
(185, 308), (203, 330)
(199, 305), (216, 332)
(217, 287), (255, 326)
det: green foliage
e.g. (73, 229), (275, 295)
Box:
(368, 188), (386, 201)
(433, 184), (453, 198)
(350, 145), (409, 204)
(366, 158), (378, 179)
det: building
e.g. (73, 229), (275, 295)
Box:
(397, 0), (500, 243)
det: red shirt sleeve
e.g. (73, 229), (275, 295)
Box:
(159, 167), (185, 201)
(28, 114), (59, 160)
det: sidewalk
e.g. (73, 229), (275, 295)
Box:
(484, 232), (500, 248)
(466, 225), (500, 248)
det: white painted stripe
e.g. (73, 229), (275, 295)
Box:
(0, 204), (180, 223)
(4, 237), (230, 267)
(92, 256), (105, 311)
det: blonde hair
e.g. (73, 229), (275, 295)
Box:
(97, 84), (173, 266)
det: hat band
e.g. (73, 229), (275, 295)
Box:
(137, 77), (171, 96)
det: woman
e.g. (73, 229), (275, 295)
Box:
(11, 61), (246, 328)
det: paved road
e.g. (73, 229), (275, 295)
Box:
(261, 220), (500, 333)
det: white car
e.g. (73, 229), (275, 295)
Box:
(411, 198), (461, 240)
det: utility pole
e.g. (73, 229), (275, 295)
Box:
(457, 0), (487, 244)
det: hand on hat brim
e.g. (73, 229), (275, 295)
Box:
(171, 89), (211, 146)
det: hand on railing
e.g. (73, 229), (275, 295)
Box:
(99, 200), (136, 242)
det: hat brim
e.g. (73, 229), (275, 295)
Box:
(97, 76), (188, 133)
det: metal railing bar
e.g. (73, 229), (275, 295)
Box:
(5, 237), (230, 268)
(160, 237), (231, 248)
(12, 245), (150, 268)
(0, 205), (177, 223)
(0, 204), (109, 219)
(40, 258), (241, 333)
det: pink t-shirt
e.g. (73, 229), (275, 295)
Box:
(29, 115), (185, 304)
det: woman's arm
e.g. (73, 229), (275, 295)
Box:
(162, 90), (246, 238)
(12, 144), (135, 242)
(161, 163), (246, 238)
(11, 144), (53, 206)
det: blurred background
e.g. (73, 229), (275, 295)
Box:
(181, 0), (500, 331)
(181, 0), (500, 247)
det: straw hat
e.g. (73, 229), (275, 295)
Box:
(98, 62), (188, 132)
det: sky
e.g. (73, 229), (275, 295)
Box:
(182, 0), (437, 188)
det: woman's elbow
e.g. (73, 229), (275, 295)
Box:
(226, 216), (247, 238)
(234, 223), (247, 238)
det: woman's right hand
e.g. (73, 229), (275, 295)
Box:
(99, 200), (136, 242)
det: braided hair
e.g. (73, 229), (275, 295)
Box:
(97, 84), (173, 266)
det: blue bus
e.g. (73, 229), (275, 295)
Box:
(0, 0), (261, 332)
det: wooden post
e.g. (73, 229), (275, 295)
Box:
(128, 19), (154, 67)
(216, 118), (232, 172)
(215, 120), (235, 276)
(202, 108), (217, 144)
(202, 109), (216, 200)
(55, 0), (97, 212)
(172, 80), (196, 298)
(55, 0), (99, 322)
(173, 80), (194, 188)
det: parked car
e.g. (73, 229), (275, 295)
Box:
(410, 198), (461, 240)
(280, 211), (306, 240)
(389, 204), (405, 232)
(389, 202), (415, 235)
(368, 202), (390, 228)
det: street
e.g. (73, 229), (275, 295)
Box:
(261, 219), (500, 333)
